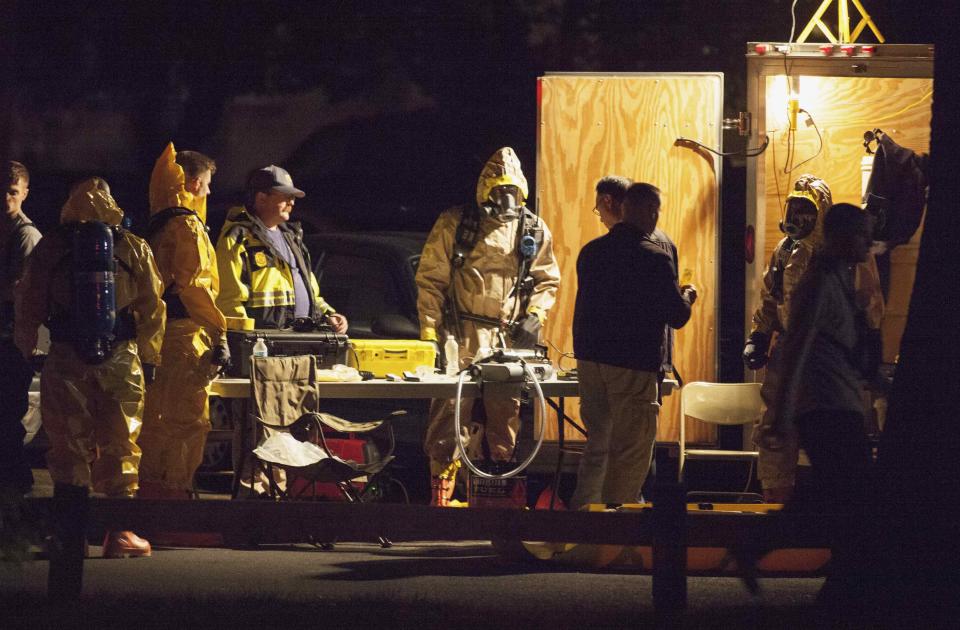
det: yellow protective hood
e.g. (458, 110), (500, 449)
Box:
(786, 174), (832, 246)
(149, 142), (207, 222)
(475, 147), (529, 206)
(60, 179), (124, 226)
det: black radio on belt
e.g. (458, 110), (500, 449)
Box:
(226, 327), (349, 376)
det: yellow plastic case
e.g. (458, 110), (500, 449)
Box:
(347, 339), (437, 377)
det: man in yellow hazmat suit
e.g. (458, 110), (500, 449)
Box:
(138, 144), (230, 500)
(745, 174), (884, 502)
(15, 178), (165, 558)
(416, 147), (561, 506)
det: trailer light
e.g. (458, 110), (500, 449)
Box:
(754, 44), (769, 55)
(787, 75), (801, 131)
(819, 45), (834, 56)
(841, 45), (857, 56)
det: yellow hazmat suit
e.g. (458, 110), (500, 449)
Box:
(416, 148), (560, 480)
(749, 175), (884, 495)
(14, 180), (165, 496)
(138, 143), (228, 494)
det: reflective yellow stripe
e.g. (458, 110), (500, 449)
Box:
(248, 290), (296, 308)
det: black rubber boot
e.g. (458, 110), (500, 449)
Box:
(47, 483), (89, 600)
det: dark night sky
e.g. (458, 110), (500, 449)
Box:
(2, 0), (935, 233)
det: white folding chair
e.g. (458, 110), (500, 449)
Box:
(678, 382), (764, 486)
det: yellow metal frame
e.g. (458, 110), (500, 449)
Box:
(796, 0), (885, 44)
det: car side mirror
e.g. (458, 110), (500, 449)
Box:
(372, 314), (420, 339)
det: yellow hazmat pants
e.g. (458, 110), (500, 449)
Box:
(41, 340), (146, 497)
(139, 319), (215, 491)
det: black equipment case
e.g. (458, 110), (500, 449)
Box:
(226, 329), (349, 376)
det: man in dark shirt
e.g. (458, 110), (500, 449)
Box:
(571, 182), (697, 508)
(768, 202), (878, 606)
(592, 175), (683, 392)
(0, 160), (41, 496)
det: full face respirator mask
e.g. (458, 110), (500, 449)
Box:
(780, 194), (818, 240)
(482, 185), (522, 221)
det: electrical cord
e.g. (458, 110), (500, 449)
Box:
(546, 339), (575, 371)
(780, 53), (799, 175)
(453, 361), (547, 480)
(789, 0), (799, 43)
(776, 54), (825, 176)
(675, 135), (770, 158)
(771, 130), (785, 225)
(771, 108), (823, 227)
(783, 109), (824, 174)
(673, 53), (794, 160)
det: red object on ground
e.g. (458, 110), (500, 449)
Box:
(288, 436), (367, 500)
(535, 485), (566, 511)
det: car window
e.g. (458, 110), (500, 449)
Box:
(319, 253), (400, 336)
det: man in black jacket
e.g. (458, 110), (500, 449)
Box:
(593, 175), (683, 394)
(571, 182), (697, 508)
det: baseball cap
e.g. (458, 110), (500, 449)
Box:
(246, 165), (305, 198)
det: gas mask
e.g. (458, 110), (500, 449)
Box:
(483, 185), (522, 221)
(780, 196), (818, 240)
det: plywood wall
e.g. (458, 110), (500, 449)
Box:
(537, 74), (722, 444)
(761, 76), (932, 362)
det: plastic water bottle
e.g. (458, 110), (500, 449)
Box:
(252, 337), (268, 358)
(444, 335), (459, 376)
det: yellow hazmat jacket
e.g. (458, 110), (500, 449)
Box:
(15, 179), (165, 364)
(147, 143), (226, 337)
(416, 147), (561, 341)
(215, 206), (333, 329)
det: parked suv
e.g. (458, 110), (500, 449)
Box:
(305, 231), (425, 340)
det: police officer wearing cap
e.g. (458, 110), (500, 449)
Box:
(215, 165), (347, 333)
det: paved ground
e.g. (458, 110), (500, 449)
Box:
(2, 540), (828, 629)
(33, 469), (952, 628)
(1, 470), (837, 628)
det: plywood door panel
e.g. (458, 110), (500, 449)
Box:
(537, 74), (721, 444)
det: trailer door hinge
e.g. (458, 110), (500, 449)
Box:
(723, 112), (751, 136)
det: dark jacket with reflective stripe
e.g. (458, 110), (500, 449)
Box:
(215, 206), (333, 329)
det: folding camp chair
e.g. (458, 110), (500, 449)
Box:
(244, 355), (400, 546)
